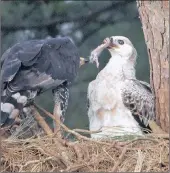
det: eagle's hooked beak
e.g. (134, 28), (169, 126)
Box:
(79, 57), (89, 67)
(103, 37), (118, 49)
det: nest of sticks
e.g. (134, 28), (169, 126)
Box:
(1, 105), (169, 172)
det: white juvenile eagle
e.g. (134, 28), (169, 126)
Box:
(87, 36), (155, 139)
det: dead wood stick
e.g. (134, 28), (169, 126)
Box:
(34, 103), (113, 145)
(34, 104), (169, 147)
(74, 127), (168, 137)
(73, 128), (102, 134)
(111, 146), (128, 172)
(53, 104), (62, 134)
(134, 150), (145, 172)
(31, 106), (53, 136)
(33, 104), (74, 135)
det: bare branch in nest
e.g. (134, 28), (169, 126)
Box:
(134, 150), (145, 172)
(31, 106), (53, 136)
(33, 103), (169, 148)
(33, 103), (114, 145)
(1, 117), (169, 172)
(73, 128), (102, 134)
(111, 146), (128, 172)
(53, 104), (62, 134)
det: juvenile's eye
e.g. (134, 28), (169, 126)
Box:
(118, 40), (124, 45)
(110, 37), (113, 43)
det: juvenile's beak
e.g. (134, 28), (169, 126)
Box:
(79, 57), (89, 67)
(103, 37), (118, 49)
(107, 43), (118, 49)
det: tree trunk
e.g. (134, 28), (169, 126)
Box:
(137, 1), (169, 132)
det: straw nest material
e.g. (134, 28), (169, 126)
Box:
(1, 105), (169, 172)
(1, 130), (169, 172)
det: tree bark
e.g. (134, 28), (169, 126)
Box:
(137, 1), (169, 132)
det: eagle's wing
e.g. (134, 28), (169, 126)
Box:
(1, 40), (44, 84)
(1, 37), (79, 93)
(121, 79), (155, 128)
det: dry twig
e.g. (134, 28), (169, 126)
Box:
(1, 104), (169, 172)
(111, 146), (128, 172)
(31, 106), (53, 136)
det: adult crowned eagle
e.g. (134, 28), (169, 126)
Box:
(1, 37), (88, 129)
(88, 36), (156, 139)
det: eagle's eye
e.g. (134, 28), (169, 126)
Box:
(118, 40), (124, 45)
(110, 37), (113, 43)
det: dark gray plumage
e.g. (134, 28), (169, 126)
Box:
(1, 37), (80, 127)
(1, 37), (79, 92)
